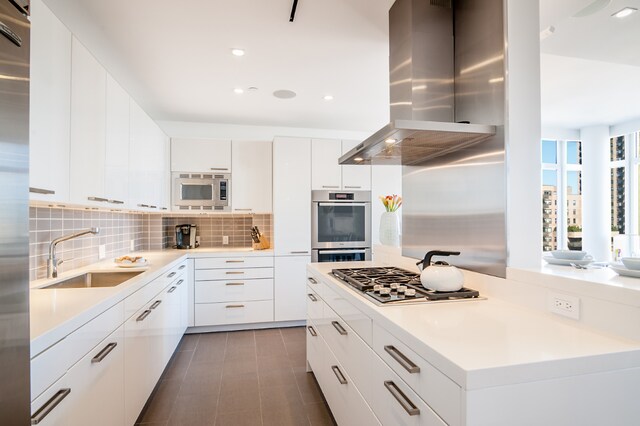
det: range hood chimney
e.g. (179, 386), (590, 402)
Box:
(340, 0), (496, 166)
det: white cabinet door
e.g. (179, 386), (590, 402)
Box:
(30, 374), (71, 426)
(311, 138), (342, 190)
(105, 75), (130, 206)
(342, 139), (371, 190)
(274, 256), (310, 321)
(273, 137), (311, 256)
(29, 0), (71, 202)
(171, 138), (231, 172)
(65, 326), (125, 426)
(231, 140), (273, 213)
(69, 37), (106, 206)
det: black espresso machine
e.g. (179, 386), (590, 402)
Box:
(175, 224), (198, 249)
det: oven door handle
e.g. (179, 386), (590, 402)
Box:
(317, 202), (368, 207)
(318, 249), (367, 255)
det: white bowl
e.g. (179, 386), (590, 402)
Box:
(621, 257), (640, 270)
(551, 250), (587, 260)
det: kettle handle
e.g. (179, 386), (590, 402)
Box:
(416, 250), (461, 270)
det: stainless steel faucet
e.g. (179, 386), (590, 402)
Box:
(47, 227), (100, 278)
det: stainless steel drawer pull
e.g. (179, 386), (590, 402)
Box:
(179, 265), (186, 270)
(331, 365), (347, 384)
(307, 277), (317, 285)
(91, 342), (118, 363)
(384, 345), (421, 374)
(331, 321), (348, 335)
(210, 168), (229, 171)
(137, 203), (149, 208)
(150, 205), (157, 209)
(226, 271), (245, 275)
(31, 388), (71, 425)
(136, 309), (152, 322)
(384, 381), (420, 416)
(344, 186), (362, 189)
(150, 300), (162, 309)
(307, 326), (317, 337)
(87, 196), (108, 202)
(29, 187), (55, 195)
(167, 272), (177, 278)
(307, 293), (317, 302)
(168, 286), (177, 293)
(176, 279), (184, 285)
(226, 304), (245, 308)
(234, 208), (252, 211)
(290, 251), (309, 254)
(226, 282), (245, 286)
(225, 260), (245, 263)
(322, 185), (340, 189)
(108, 199), (124, 204)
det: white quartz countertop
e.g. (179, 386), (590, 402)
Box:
(308, 261), (640, 390)
(30, 247), (274, 357)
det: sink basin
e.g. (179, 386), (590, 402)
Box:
(42, 271), (144, 289)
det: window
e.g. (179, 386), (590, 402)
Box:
(610, 132), (640, 241)
(541, 139), (582, 251)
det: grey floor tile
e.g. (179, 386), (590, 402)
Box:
(177, 333), (200, 351)
(305, 402), (336, 426)
(167, 394), (217, 426)
(295, 371), (325, 405)
(256, 339), (288, 358)
(219, 372), (261, 413)
(215, 409), (263, 426)
(258, 369), (299, 389)
(139, 379), (182, 423)
(262, 402), (310, 426)
(162, 349), (195, 381)
(222, 353), (258, 377)
(259, 383), (304, 409)
(226, 330), (256, 348)
(257, 354), (295, 373)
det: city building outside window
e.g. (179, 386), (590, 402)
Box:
(610, 132), (640, 254)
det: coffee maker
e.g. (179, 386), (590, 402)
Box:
(175, 224), (198, 249)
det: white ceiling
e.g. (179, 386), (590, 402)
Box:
(539, 0), (640, 129)
(42, 0), (640, 134)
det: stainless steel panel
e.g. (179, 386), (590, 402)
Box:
(311, 193), (371, 250)
(311, 248), (372, 263)
(0, 0), (30, 422)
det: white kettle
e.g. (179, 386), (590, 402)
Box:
(416, 251), (464, 292)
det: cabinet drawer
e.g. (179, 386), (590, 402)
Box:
(322, 281), (372, 345)
(373, 323), (461, 426)
(195, 267), (273, 281)
(306, 285), (323, 323)
(195, 279), (273, 303)
(370, 352), (446, 426)
(195, 256), (274, 269)
(195, 300), (274, 326)
(124, 261), (186, 318)
(31, 374), (71, 426)
(31, 301), (124, 401)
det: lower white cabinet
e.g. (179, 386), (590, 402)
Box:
(274, 255), (311, 321)
(195, 300), (274, 325)
(30, 375), (71, 426)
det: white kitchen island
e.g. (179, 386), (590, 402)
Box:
(306, 261), (640, 426)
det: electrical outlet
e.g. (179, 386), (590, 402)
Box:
(223, 236), (229, 245)
(130, 239), (135, 251)
(549, 292), (580, 320)
(98, 244), (106, 260)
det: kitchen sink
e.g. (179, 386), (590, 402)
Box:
(42, 271), (144, 289)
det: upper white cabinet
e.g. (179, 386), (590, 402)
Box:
(273, 137), (311, 255)
(341, 140), (371, 190)
(231, 141), (272, 213)
(105, 75), (130, 206)
(29, 0), (71, 202)
(69, 37), (107, 206)
(311, 138), (342, 190)
(311, 138), (371, 191)
(171, 138), (231, 172)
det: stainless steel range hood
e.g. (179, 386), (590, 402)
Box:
(339, 0), (497, 166)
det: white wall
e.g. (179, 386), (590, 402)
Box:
(610, 118), (640, 137)
(371, 165), (403, 245)
(542, 126), (579, 141)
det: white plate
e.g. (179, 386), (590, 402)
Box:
(610, 264), (640, 278)
(115, 259), (148, 268)
(543, 256), (592, 267)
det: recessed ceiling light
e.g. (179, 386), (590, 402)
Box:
(234, 88), (244, 94)
(612, 7), (637, 18)
(231, 48), (245, 57)
(273, 89), (297, 99)
(385, 138), (397, 144)
(323, 95), (334, 101)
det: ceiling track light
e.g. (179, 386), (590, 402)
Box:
(612, 7), (637, 18)
(289, 0), (299, 22)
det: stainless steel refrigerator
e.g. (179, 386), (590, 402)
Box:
(0, 0), (30, 423)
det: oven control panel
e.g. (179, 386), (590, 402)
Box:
(329, 192), (354, 200)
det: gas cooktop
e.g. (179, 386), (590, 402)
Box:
(331, 266), (482, 305)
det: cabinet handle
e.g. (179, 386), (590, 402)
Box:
(225, 260), (245, 263)
(91, 342), (118, 363)
(307, 277), (317, 285)
(307, 326), (317, 337)
(108, 199), (124, 204)
(161, 207), (168, 210)
(168, 286), (177, 293)
(179, 265), (186, 270)
(226, 271), (244, 275)
(384, 381), (420, 416)
(384, 345), (421, 374)
(29, 187), (55, 195)
(30, 388), (71, 425)
(225, 304), (245, 308)
(176, 279), (184, 286)
(307, 293), (317, 302)
(87, 196), (108, 202)
(137, 204), (149, 208)
(149, 205), (157, 209)
(210, 168), (229, 171)
(167, 272), (177, 278)
(322, 185), (340, 189)
(331, 365), (348, 385)
(226, 282), (245, 286)
(136, 310), (152, 321)
(344, 186), (362, 189)
(234, 208), (252, 211)
(150, 300), (162, 309)
(290, 251), (309, 254)
(331, 321), (347, 335)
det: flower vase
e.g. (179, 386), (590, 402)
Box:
(379, 211), (400, 246)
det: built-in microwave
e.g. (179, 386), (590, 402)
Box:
(172, 172), (230, 211)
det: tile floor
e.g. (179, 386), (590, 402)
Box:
(136, 327), (336, 426)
